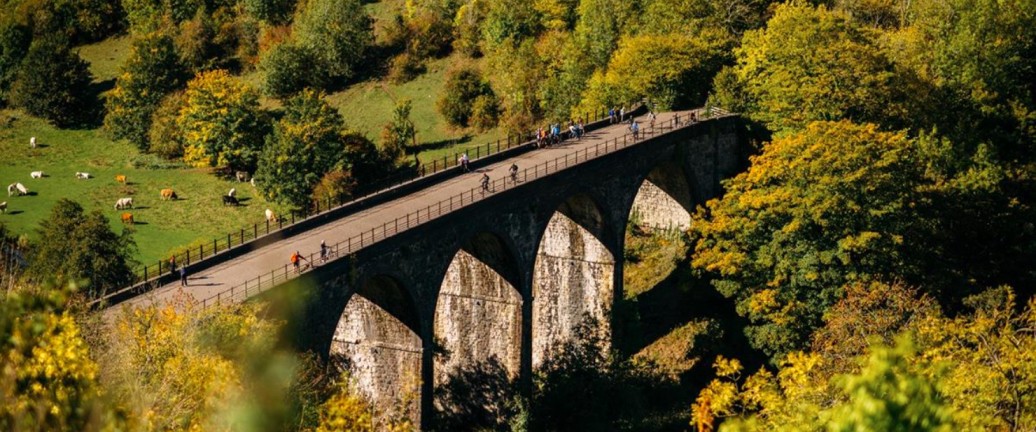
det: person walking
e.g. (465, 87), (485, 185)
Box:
(631, 120), (640, 140)
(459, 153), (470, 172)
(179, 265), (188, 286)
(320, 240), (328, 264)
(608, 107), (615, 124)
(620, 106), (626, 123)
(509, 163), (519, 184)
(291, 250), (307, 273)
(481, 172), (490, 192)
(169, 255), (177, 277)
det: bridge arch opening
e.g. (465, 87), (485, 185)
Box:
(432, 232), (523, 423)
(532, 193), (615, 368)
(330, 275), (422, 421)
(629, 159), (695, 231)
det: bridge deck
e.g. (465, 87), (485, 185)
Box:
(116, 110), (699, 310)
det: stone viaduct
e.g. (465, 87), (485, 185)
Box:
(262, 113), (748, 427)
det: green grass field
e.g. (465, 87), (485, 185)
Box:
(0, 110), (287, 268)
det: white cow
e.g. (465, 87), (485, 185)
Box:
(75, 172), (91, 179)
(0, 201), (6, 213)
(12, 183), (27, 196)
(228, 187), (236, 197)
(6, 184), (15, 197)
(265, 208), (275, 222)
(30, 171), (43, 179)
(114, 197), (133, 210)
(29, 136), (35, 149)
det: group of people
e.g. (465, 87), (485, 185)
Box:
(536, 118), (585, 148)
(608, 106), (628, 124)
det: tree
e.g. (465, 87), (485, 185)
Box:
(437, 67), (494, 127)
(27, 199), (136, 299)
(481, 0), (541, 49)
(292, 0), (373, 84)
(177, 69), (267, 171)
(255, 89), (347, 208)
(578, 30), (731, 113)
(148, 91), (186, 159)
(689, 121), (939, 359)
(259, 42), (326, 98)
(0, 288), (111, 431)
(713, 2), (905, 132)
(104, 31), (187, 150)
(9, 36), (94, 127)
(242, 0), (296, 23)
(380, 99), (418, 165)
(0, 21), (30, 105)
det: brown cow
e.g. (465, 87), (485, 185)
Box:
(115, 174), (127, 183)
(160, 188), (178, 200)
(121, 213), (134, 225)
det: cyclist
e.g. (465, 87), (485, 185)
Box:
(481, 173), (490, 192)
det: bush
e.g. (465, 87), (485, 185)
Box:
(436, 67), (493, 127)
(311, 169), (357, 209)
(148, 91), (186, 159)
(9, 36), (94, 127)
(469, 94), (499, 130)
(260, 43), (324, 98)
(387, 52), (425, 84)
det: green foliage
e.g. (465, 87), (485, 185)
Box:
(579, 30), (731, 112)
(104, 31), (187, 150)
(380, 98), (418, 164)
(437, 66), (494, 127)
(255, 89), (348, 208)
(147, 90), (186, 159)
(12, 0), (123, 43)
(469, 93), (499, 130)
(482, 0), (541, 48)
(387, 51), (426, 84)
(716, 2), (904, 132)
(27, 199), (136, 299)
(9, 36), (94, 127)
(259, 42), (326, 98)
(0, 21), (30, 105)
(310, 169), (357, 208)
(452, 0), (487, 56)
(177, 69), (267, 171)
(293, 0), (373, 83)
(242, 0), (296, 24)
(689, 121), (938, 359)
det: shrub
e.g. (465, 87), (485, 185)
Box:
(311, 169), (357, 209)
(148, 91), (186, 160)
(469, 94), (499, 130)
(260, 43), (324, 98)
(436, 67), (493, 127)
(387, 52), (425, 84)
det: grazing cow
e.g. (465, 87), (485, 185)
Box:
(121, 212), (134, 225)
(228, 187), (236, 197)
(30, 171), (43, 179)
(222, 195), (239, 206)
(265, 208), (276, 222)
(250, 177), (256, 187)
(235, 171), (249, 182)
(29, 136), (35, 149)
(14, 183), (27, 196)
(160, 188), (178, 200)
(114, 197), (133, 210)
(75, 172), (90, 179)
(0, 201), (6, 213)
(115, 174), (127, 183)
(6, 184), (15, 197)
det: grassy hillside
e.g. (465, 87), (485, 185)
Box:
(0, 110), (286, 267)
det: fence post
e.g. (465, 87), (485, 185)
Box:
(254, 224), (257, 239)
(144, 266), (148, 282)
(291, 211), (295, 224)
(187, 250), (191, 265)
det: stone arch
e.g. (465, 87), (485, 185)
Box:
(531, 193), (615, 368)
(629, 159), (695, 231)
(432, 232), (524, 420)
(330, 275), (422, 421)
(433, 232), (523, 383)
